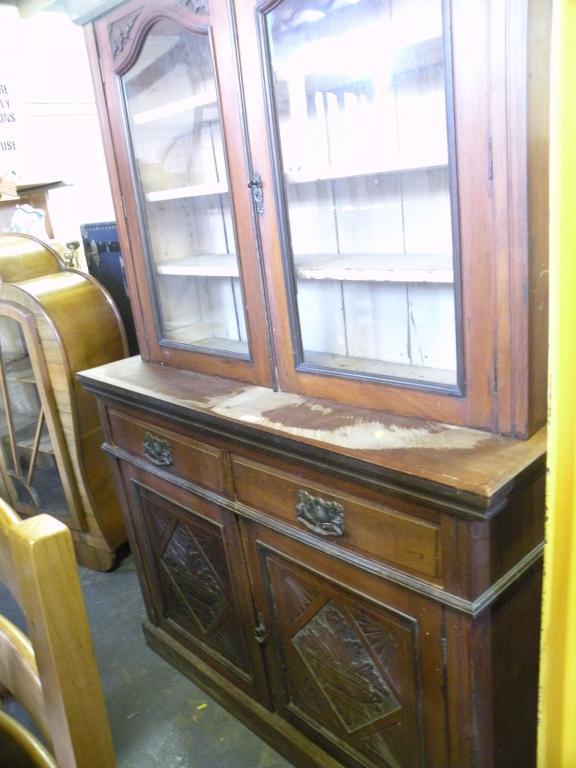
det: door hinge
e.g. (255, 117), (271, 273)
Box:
(254, 611), (268, 645)
(441, 636), (447, 667)
(488, 136), (494, 181)
(120, 194), (128, 221)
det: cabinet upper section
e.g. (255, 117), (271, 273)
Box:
(87, 0), (550, 437)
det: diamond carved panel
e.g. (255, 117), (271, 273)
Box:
(161, 523), (228, 632)
(292, 600), (400, 733)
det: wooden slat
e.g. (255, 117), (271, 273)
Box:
(0, 618), (47, 740)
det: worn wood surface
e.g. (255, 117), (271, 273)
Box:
(79, 356), (546, 504)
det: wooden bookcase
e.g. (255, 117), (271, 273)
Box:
(76, 0), (551, 764)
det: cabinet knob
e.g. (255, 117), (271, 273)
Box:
(248, 174), (264, 215)
(296, 490), (345, 537)
(142, 431), (173, 467)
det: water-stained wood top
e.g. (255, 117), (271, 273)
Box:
(78, 356), (546, 505)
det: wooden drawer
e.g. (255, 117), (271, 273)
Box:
(107, 409), (227, 494)
(232, 456), (442, 580)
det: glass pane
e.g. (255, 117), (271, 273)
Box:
(264, 0), (459, 387)
(122, 19), (249, 357)
(0, 317), (69, 517)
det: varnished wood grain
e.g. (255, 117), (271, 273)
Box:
(0, 234), (63, 284)
(232, 454), (442, 580)
(0, 500), (116, 767)
(0, 270), (127, 569)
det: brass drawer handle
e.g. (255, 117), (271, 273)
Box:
(142, 431), (173, 467)
(296, 490), (345, 537)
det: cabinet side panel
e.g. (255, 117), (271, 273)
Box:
(527, 0), (551, 434)
(491, 564), (542, 768)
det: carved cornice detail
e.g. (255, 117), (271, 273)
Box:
(109, 8), (143, 59)
(178, 0), (209, 14)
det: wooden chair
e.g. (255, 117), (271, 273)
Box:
(0, 498), (116, 767)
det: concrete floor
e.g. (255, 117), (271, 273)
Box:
(1, 555), (294, 768)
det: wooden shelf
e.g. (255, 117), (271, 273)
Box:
(303, 349), (457, 387)
(0, 413), (54, 454)
(164, 323), (249, 356)
(157, 254), (239, 277)
(294, 253), (453, 284)
(132, 93), (217, 126)
(16, 428), (54, 455)
(155, 253), (452, 283)
(285, 157), (448, 185)
(7, 368), (36, 384)
(146, 181), (228, 202)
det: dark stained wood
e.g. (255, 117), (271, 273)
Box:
(90, 0), (274, 387)
(232, 454), (442, 580)
(143, 620), (346, 768)
(241, 520), (449, 768)
(77, 0), (549, 763)
(79, 367), (545, 765)
(118, 461), (272, 706)
(107, 408), (228, 494)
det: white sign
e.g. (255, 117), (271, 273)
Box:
(0, 75), (20, 176)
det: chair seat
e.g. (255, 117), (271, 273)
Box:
(0, 709), (56, 768)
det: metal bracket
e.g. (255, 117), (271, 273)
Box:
(248, 174), (264, 215)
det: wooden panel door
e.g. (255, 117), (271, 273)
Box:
(242, 522), (448, 768)
(93, 0), (273, 385)
(119, 464), (270, 705)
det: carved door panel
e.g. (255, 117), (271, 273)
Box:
(242, 522), (448, 768)
(120, 465), (270, 705)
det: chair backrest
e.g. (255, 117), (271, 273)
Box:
(0, 498), (116, 767)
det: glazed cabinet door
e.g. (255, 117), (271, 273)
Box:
(235, 0), (544, 435)
(93, 0), (273, 385)
(118, 464), (270, 705)
(0, 303), (82, 527)
(242, 522), (448, 768)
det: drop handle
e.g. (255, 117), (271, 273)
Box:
(248, 174), (264, 215)
(142, 431), (173, 467)
(296, 490), (345, 537)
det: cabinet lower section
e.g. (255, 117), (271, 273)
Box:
(83, 383), (544, 768)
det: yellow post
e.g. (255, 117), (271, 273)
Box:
(538, 1), (576, 765)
